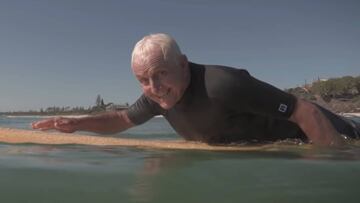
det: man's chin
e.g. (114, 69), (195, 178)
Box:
(147, 96), (175, 109)
(159, 102), (174, 110)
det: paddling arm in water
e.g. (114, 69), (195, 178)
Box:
(32, 111), (134, 134)
(289, 99), (345, 146)
(32, 33), (359, 146)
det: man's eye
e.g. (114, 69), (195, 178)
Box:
(140, 78), (149, 85)
(159, 71), (167, 76)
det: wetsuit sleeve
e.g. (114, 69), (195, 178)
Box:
(210, 68), (297, 119)
(126, 94), (162, 125)
(243, 75), (297, 119)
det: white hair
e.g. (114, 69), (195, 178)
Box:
(131, 33), (182, 67)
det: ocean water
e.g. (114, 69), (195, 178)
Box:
(0, 115), (360, 203)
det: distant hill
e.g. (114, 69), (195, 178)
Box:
(286, 75), (360, 113)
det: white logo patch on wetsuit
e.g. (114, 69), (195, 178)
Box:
(278, 104), (288, 113)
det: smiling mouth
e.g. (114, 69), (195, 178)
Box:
(157, 89), (170, 99)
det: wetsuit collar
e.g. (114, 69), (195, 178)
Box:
(174, 62), (198, 107)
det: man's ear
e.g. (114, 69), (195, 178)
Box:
(180, 54), (188, 69)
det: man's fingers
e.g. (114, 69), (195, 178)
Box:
(32, 117), (76, 133)
(32, 119), (56, 129)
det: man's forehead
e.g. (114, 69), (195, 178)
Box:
(132, 56), (171, 75)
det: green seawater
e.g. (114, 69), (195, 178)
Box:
(0, 116), (360, 203)
(1, 144), (360, 203)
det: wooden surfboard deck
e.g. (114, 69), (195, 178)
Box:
(0, 127), (312, 152)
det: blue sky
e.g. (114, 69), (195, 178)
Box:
(0, 0), (359, 111)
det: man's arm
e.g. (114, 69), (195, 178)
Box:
(217, 69), (346, 146)
(289, 99), (345, 146)
(32, 110), (134, 134)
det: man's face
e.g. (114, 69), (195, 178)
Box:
(132, 55), (188, 109)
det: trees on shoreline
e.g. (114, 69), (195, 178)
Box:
(2, 75), (360, 115)
(1, 94), (129, 116)
(286, 75), (360, 101)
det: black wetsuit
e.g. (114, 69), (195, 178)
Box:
(126, 62), (360, 144)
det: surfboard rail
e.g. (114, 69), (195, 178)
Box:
(0, 127), (307, 151)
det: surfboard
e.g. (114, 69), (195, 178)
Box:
(0, 127), (309, 152)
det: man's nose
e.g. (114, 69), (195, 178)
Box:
(150, 79), (162, 94)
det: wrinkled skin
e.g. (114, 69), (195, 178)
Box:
(32, 117), (78, 133)
(132, 51), (190, 109)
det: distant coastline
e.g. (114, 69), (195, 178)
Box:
(1, 75), (359, 116)
(0, 108), (126, 117)
(0, 94), (129, 117)
(2, 114), (90, 118)
(286, 75), (360, 113)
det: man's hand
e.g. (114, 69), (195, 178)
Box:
(32, 117), (78, 133)
(31, 111), (134, 135)
(290, 99), (346, 147)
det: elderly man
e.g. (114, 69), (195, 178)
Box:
(32, 33), (360, 146)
